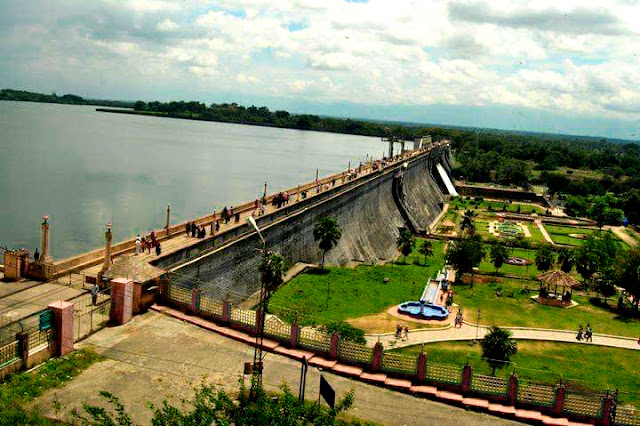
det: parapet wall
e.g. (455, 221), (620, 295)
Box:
(163, 146), (453, 303)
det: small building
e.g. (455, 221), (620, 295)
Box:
(535, 270), (580, 307)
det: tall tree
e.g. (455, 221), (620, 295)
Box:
(489, 243), (510, 275)
(481, 326), (518, 376)
(418, 240), (434, 265)
(575, 232), (619, 285)
(556, 248), (575, 273)
(396, 229), (416, 263)
(445, 234), (485, 282)
(615, 248), (640, 310)
(460, 209), (476, 235)
(259, 251), (285, 300)
(313, 217), (342, 270)
(535, 245), (555, 272)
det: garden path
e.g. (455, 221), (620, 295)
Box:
(534, 220), (555, 246)
(368, 321), (640, 351)
(605, 226), (637, 247)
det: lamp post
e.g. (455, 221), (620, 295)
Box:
(247, 216), (267, 390)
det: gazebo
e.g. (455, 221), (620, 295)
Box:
(536, 270), (580, 306)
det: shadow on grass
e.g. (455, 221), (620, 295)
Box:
(306, 268), (330, 276)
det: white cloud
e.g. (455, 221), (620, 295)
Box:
(156, 18), (178, 32)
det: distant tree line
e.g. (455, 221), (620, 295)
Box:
(0, 89), (134, 108)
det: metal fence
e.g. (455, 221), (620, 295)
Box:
(71, 289), (111, 342)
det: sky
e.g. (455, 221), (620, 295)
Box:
(1, 0), (640, 139)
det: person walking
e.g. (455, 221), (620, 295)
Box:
(403, 326), (409, 341)
(91, 282), (99, 306)
(455, 310), (463, 328)
(576, 325), (584, 341)
(585, 324), (593, 342)
(395, 324), (402, 339)
(155, 241), (161, 256)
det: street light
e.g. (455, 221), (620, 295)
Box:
(246, 216), (267, 391)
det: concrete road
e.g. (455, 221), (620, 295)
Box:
(35, 312), (522, 426)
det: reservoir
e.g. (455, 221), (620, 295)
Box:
(0, 101), (384, 259)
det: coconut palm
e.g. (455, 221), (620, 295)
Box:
(460, 209), (476, 234)
(313, 217), (342, 269)
(481, 326), (518, 376)
(258, 251), (285, 299)
(418, 240), (434, 265)
(396, 229), (415, 263)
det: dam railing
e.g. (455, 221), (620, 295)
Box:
(160, 280), (635, 426)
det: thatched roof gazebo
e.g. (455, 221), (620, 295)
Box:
(440, 218), (456, 232)
(536, 270), (580, 306)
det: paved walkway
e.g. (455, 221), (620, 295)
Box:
(535, 220), (555, 246)
(605, 225), (637, 247)
(34, 311), (526, 426)
(368, 321), (640, 351)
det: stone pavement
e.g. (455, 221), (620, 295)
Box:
(34, 311), (526, 426)
(368, 321), (640, 351)
(535, 219), (555, 246)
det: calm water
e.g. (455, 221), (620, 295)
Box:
(0, 101), (386, 259)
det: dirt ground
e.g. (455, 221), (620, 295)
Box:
(347, 309), (453, 335)
(34, 312), (522, 426)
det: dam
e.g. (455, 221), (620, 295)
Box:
(2, 140), (455, 305)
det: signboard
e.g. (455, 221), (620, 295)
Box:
(319, 375), (335, 409)
(39, 310), (53, 331)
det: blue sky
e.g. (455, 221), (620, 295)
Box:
(1, 0), (639, 139)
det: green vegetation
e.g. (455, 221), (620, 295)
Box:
(477, 248), (542, 279)
(481, 326), (518, 375)
(544, 224), (597, 246)
(313, 217), (342, 270)
(451, 198), (545, 214)
(74, 381), (367, 426)
(453, 280), (640, 337)
(0, 89), (133, 108)
(0, 348), (103, 425)
(394, 341), (640, 407)
(269, 240), (445, 325)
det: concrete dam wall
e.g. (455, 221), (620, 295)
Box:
(160, 146), (454, 303)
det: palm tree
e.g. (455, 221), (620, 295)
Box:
(489, 243), (510, 275)
(557, 248), (575, 273)
(481, 326), (518, 376)
(418, 240), (434, 265)
(313, 217), (342, 270)
(396, 229), (415, 263)
(460, 209), (476, 234)
(258, 251), (285, 300)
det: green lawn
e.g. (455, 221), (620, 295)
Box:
(269, 240), (446, 325)
(478, 248), (542, 279)
(451, 199), (545, 215)
(453, 280), (640, 338)
(544, 224), (597, 246)
(394, 341), (640, 407)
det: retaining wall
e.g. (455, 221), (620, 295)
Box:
(161, 146), (453, 303)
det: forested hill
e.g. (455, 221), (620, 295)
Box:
(0, 89), (134, 108)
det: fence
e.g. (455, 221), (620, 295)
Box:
(71, 289), (111, 342)
(163, 281), (627, 426)
(0, 308), (56, 378)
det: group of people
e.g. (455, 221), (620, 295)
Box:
(221, 206), (239, 224)
(272, 191), (290, 208)
(576, 324), (593, 342)
(134, 232), (161, 256)
(395, 324), (410, 341)
(185, 221), (207, 239)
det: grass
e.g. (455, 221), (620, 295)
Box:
(544, 224), (597, 246)
(453, 280), (640, 338)
(269, 240), (446, 325)
(393, 341), (640, 407)
(450, 198), (546, 215)
(478, 248), (542, 279)
(0, 348), (104, 425)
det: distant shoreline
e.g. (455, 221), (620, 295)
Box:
(95, 107), (383, 138)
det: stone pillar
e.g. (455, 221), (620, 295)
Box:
(165, 204), (171, 236)
(190, 287), (200, 314)
(417, 352), (427, 381)
(109, 277), (133, 326)
(599, 394), (614, 426)
(47, 301), (74, 356)
(290, 322), (300, 349)
(132, 282), (142, 315)
(16, 331), (29, 370)
(462, 364), (472, 393)
(98, 224), (113, 285)
(400, 140), (405, 154)
(371, 342), (383, 371)
(329, 332), (340, 359)
(255, 308), (264, 334)
(222, 300), (231, 323)
(40, 215), (52, 263)
(508, 373), (518, 405)
(552, 384), (566, 416)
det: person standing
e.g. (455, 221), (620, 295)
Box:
(191, 224), (197, 238)
(34, 248), (40, 262)
(186, 222), (191, 236)
(155, 241), (161, 256)
(91, 282), (99, 306)
(135, 236), (141, 255)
